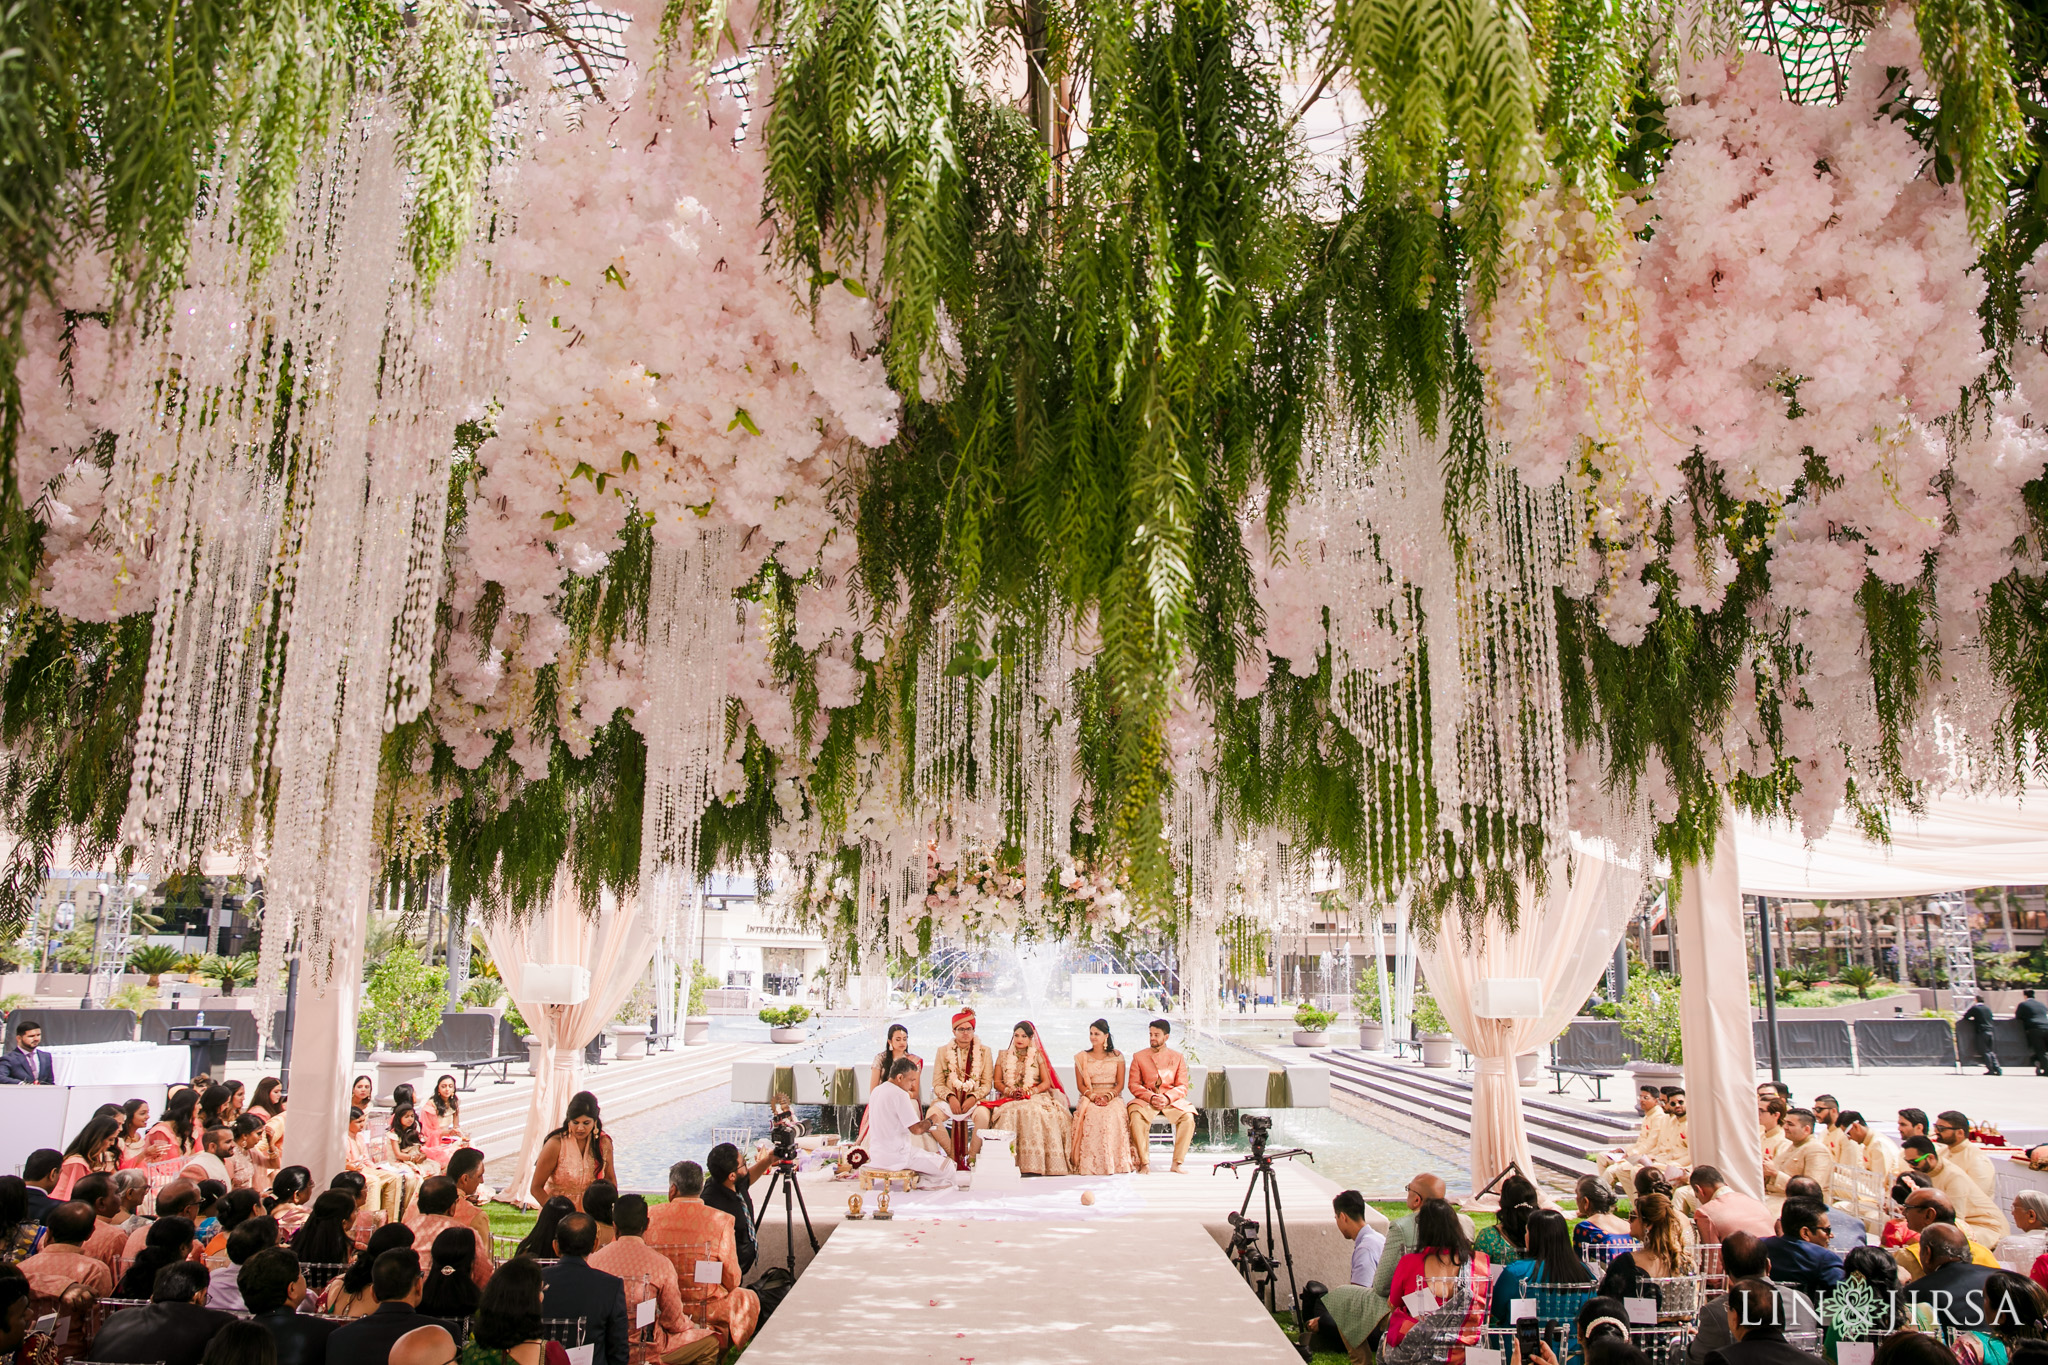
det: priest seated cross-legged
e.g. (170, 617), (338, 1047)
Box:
(925, 1008), (997, 1171)
(875, 1057), (964, 1188)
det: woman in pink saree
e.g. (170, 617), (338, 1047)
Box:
(987, 1022), (1072, 1175)
(1383, 1197), (1494, 1365)
(1070, 1019), (1138, 1175)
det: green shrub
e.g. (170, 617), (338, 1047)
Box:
(127, 944), (183, 985)
(759, 1004), (811, 1028)
(1294, 1003), (1338, 1031)
(461, 977), (505, 1008)
(687, 960), (717, 1015)
(1412, 989), (1449, 1035)
(1353, 978), (1383, 1022)
(358, 954), (447, 1051)
(1620, 970), (1682, 1064)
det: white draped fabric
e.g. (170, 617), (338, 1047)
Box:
(1419, 844), (1643, 1192)
(1677, 807), (1763, 1199)
(280, 894), (372, 1188)
(1735, 788), (2048, 896)
(483, 879), (655, 1205)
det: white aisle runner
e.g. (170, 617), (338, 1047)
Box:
(743, 1216), (1304, 1364)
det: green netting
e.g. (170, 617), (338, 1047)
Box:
(1743, 0), (1866, 104)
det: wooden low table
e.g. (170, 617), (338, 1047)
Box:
(857, 1168), (922, 1192)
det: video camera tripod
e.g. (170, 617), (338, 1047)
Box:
(756, 1124), (819, 1274)
(1216, 1119), (1313, 1361)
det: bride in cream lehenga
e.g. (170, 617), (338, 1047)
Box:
(986, 1021), (1073, 1175)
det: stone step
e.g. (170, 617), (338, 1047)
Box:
(1320, 1050), (1638, 1145)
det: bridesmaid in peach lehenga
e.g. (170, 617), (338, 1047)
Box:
(1070, 1019), (1138, 1175)
(988, 1023), (1072, 1175)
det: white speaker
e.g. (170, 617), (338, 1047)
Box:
(1475, 977), (1543, 1019)
(519, 963), (591, 1005)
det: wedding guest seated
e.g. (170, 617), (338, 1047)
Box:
(1905, 1136), (2010, 1245)
(1702, 1278), (1825, 1365)
(1599, 1190), (1696, 1303)
(91, 1260), (238, 1365)
(1475, 1175), (1538, 1264)
(1894, 1187), (2002, 1277)
(513, 1197), (575, 1260)
(540, 1213), (629, 1365)
(20, 1149), (62, 1225)
(54, 1115), (123, 1200)
(583, 1180), (619, 1251)
(1780, 1176), (1863, 1255)
(290, 1190), (361, 1289)
(1492, 1208), (1593, 1328)
(1765, 1110), (1833, 1197)
(1574, 1174), (1636, 1260)
(109, 1167), (150, 1233)
(1686, 1233), (1785, 1363)
(588, 1195), (719, 1365)
(208, 1214), (279, 1310)
(324, 1224), (418, 1318)
(1838, 1112), (1904, 1184)
(327, 1248), (447, 1365)
(241, 1247), (342, 1365)
(1693, 1166), (1776, 1244)
(1758, 1199), (1844, 1299)
(703, 1144), (760, 1273)
(444, 1147), (494, 1240)
(1903, 1225), (1998, 1329)
(645, 1161), (759, 1353)
(465, 1257), (574, 1365)
(269, 1166), (315, 1238)
(17, 1199), (111, 1298)
(1934, 1111), (1999, 1202)
(1125, 1018), (1195, 1174)
(1381, 1197), (1492, 1365)
(1997, 1190), (2048, 1273)
(73, 1174), (131, 1274)
(114, 1215), (198, 1299)
(404, 1176), (492, 1287)
(1301, 1190), (1389, 1355)
(390, 1322), (459, 1365)
(418, 1226), (483, 1337)
(1365, 1172), (1480, 1346)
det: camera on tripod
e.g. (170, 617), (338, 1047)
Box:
(1243, 1113), (1273, 1153)
(1226, 1211), (1273, 1273)
(770, 1109), (804, 1164)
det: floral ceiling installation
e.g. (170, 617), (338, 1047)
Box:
(8, 0), (2048, 1015)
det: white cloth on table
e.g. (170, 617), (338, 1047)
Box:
(44, 1042), (187, 1087)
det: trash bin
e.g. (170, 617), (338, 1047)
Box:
(166, 1024), (232, 1080)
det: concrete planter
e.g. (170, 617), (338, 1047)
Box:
(1626, 1060), (1684, 1087)
(1359, 1021), (1385, 1051)
(1420, 1033), (1456, 1068)
(527, 1037), (547, 1076)
(1516, 1051), (1541, 1086)
(1292, 1030), (1329, 1048)
(769, 1026), (809, 1044)
(613, 1024), (652, 1060)
(370, 1050), (434, 1103)
(683, 1017), (712, 1046)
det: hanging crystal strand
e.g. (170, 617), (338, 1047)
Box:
(267, 105), (498, 990)
(639, 522), (735, 895)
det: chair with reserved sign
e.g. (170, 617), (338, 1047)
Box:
(540, 1315), (589, 1357)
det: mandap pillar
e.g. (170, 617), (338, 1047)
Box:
(281, 894), (372, 1189)
(1674, 805), (1763, 1200)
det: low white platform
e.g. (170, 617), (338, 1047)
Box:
(743, 1216), (1306, 1364)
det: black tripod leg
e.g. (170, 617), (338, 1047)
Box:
(787, 1165), (819, 1251)
(1264, 1169), (1307, 1356)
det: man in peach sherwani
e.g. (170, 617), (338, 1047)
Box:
(18, 1203), (113, 1298)
(1126, 1018), (1196, 1173)
(590, 1195), (719, 1365)
(925, 1008), (997, 1170)
(73, 1175), (130, 1276)
(645, 1160), (759, 1353)
(403, 1177), (493, 1287)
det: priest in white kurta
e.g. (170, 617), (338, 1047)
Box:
(867, 1058), (960, 1186)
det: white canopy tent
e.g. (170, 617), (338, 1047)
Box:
(1734, 789), (2048, 898)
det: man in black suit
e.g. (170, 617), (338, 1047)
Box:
(21, 1149), (63, 1226)
(541, 1212), (629, 1365)
(2017, 988), (2048, 1075)
(89, 1260), (239, 1365)
(1961, 996), (2003, 1075)
(1703, 1278), (1826, 1365)
(1904, 1225), (1999, 1329)
(241, 1246), (342, 1365)
(0, 1021), (54, 1086)
(327, 1249), (449, 1365)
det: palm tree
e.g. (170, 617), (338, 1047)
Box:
(127, 944), (183, 986)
